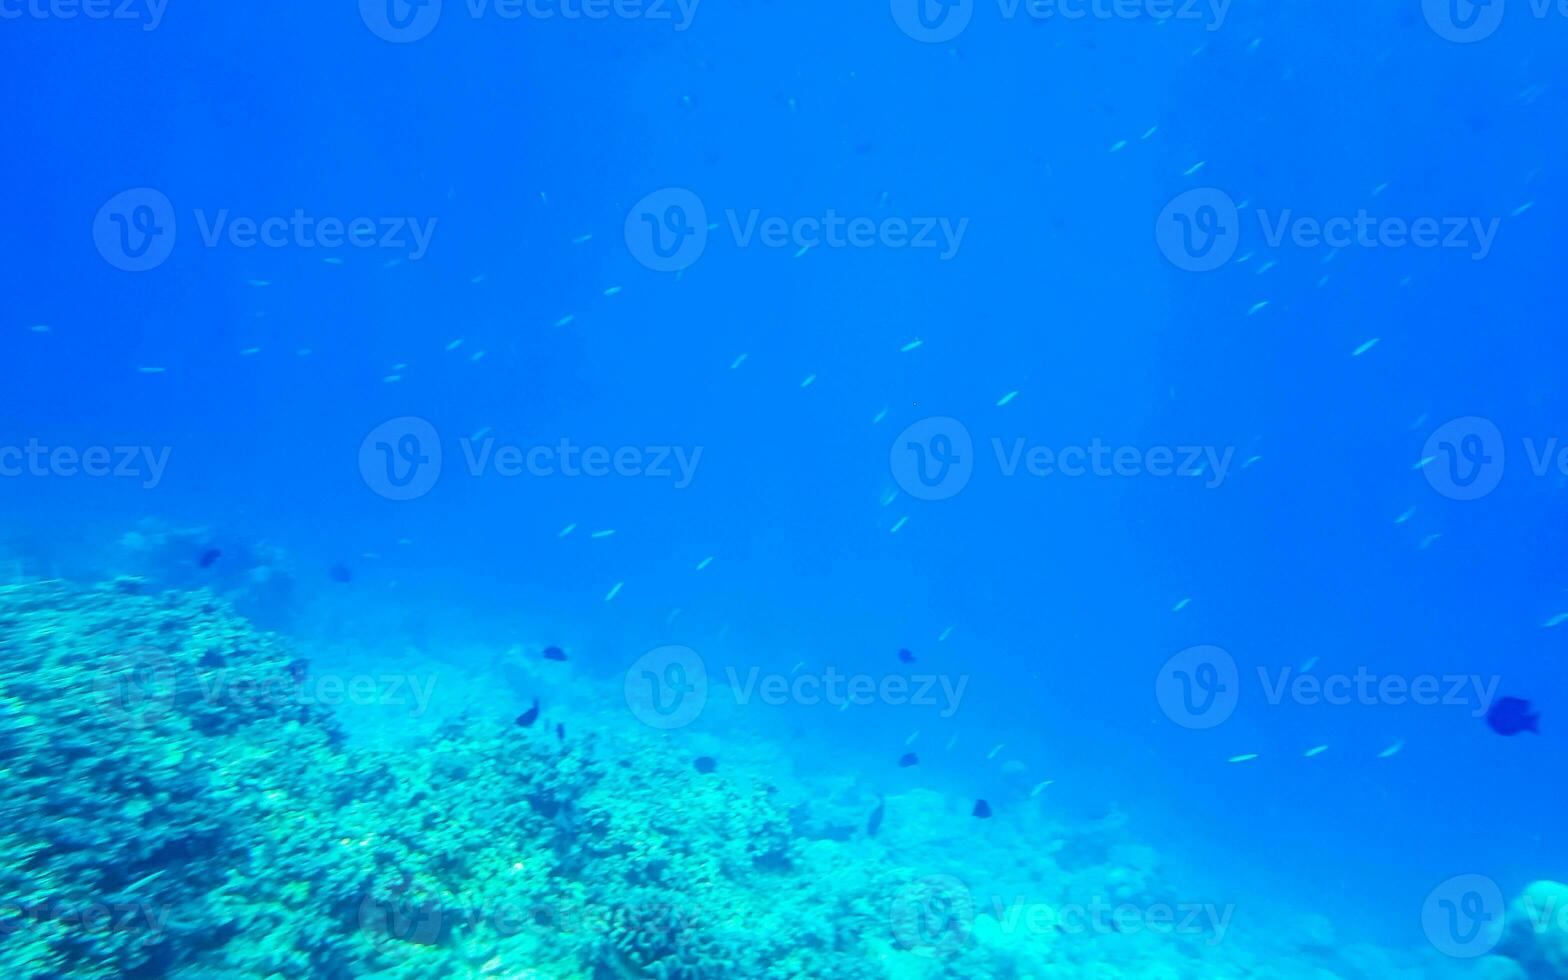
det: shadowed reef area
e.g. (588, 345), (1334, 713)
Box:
(0, 578), (1559, 979)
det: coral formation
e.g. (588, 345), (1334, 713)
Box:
(0, 577), (1528, 978)
(598, 897), (733, 979)
(1492, 881), (1568, 979)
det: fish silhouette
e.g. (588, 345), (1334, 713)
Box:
(867, 796), (885, 837)
(516, 698), (540, 728)
(1487, 697), (1540, 736)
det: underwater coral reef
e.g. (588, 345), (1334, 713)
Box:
(0, 577), (1557, 978)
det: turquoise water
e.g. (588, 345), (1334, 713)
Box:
(2, 2), (1566, 977)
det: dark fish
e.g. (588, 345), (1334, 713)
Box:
(867, 796), (885, 837)
(555, 722), (565, 741)
(198, 548), (222, 569)
(897, 648), (916, 664)
(329, 563), (353, 583)
(287, 658), (308, 684)
(1487, 697), (1540, 736)
(972, 799), (992, 819)
(543, 646), (567, 662)
(693, 756), (717, 774)
(516, 698), (540, 728)
(898, 752), (919, 768)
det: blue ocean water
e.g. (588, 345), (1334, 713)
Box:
(3, 1), (1566, 975)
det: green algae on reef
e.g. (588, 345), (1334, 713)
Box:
(0, 577), (1555, 979)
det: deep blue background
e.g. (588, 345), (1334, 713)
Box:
(2, 0), (1565, 950)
